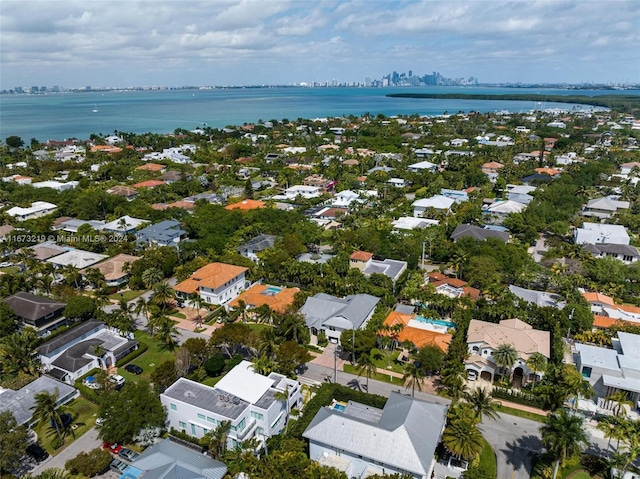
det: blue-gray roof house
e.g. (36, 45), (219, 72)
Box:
(303, 392), (448, 479)
(136, 220), (187, 247)
(119, 438), (227, 479)
(299, 293), (380, 343)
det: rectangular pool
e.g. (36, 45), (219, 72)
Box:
(415, 316), (456, 329)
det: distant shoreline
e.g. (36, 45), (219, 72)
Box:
(386, 93), (640, 114)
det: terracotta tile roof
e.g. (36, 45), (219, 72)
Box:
(593, 315), (620, 329)
(350, 251), (373, 262)
(91, 145), (122, 153)
(535, 167), (561, 176)
(132, 180), (166, 188)
(235, 157), (254, 164)
(228, 284), (299, 314)
(225, 199), (266, 211)
(582, 292), (615, 307)
(382, 311), (451, 351)
(482, 161), (504, 169)
(467, 318), (550, 359)
(174, 262), (248, 294)
(136, 163), (166, 172)
(80, 253), (140, 281)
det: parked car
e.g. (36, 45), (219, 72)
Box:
(0, 262), (13, 268)
(467, 370), (478, 381)
(109, 459), (128, 473)
(102, 442), (123, 454)
(26, 444), (49, 462)
(95, 417), (105, 426)
(109, 374), (125, 390)
(118, 448), (139, 462)
(124, 364), (143, 375)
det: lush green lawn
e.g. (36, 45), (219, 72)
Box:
(36, 397), (99, 456)
(245, 323), (273, 333)
(568, 472), (593, 479)
(202, 376), (223, 387)
(496, 404), (547, 422)
(370, 348), (405, 375)
(343, 363), (404, 386)
(108, 289), (146, 302)
(170, 312), (187, 319)
(0, 266), (20, 274)
(478, 438), (497, 478)
(115, 331), (176, 383)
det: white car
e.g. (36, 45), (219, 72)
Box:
(109, 374), (125, 389)
(467, 370), (478, 381)
(0, 262), (12, 268)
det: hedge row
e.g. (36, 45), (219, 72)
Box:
(492, 386), (545, 409)
(115, 340), (149, 367)
(75, 368), (103, 404)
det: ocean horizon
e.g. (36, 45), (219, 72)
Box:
(1, 86), (634, 142)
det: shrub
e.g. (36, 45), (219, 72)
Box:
(115, 340), (149, 367)
(65, 448), (112, 477)
(492, 387), (544, 409)
(316, 330), (328, 347)
(203, 354), (225, 377)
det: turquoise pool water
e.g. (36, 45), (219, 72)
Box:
(415, 316), (456, 328)
(333, 403), (346, 412)
(262, 286), (282, 295)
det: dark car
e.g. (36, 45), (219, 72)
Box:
(124, 364), (143, 375)
(26, 444), (49, 462)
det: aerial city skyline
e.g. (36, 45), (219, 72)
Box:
(1, 0), (639, 90)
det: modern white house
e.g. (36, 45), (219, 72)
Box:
(38, 319), (138, 384)
(272, 185), (322, 200)
(465, 319), (550, 383)
(6, 201), (57, 221)
(391, 216), (439, 231)
(161, 361), (301, 449)
(31, 180), (79, 191)
(412, 195), (455, 217)
(408, 161), (438, 173)
(573, 332), (640, 414)
(303, 392), (448, 479)
(574, 223), (630, 245)
(174, 262), (248, 305)
(331, 190), (361, 208)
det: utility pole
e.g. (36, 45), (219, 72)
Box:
(421, 241), (426, 270)
(333, 348), (337, 383)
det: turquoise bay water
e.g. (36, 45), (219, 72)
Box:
(1, 86), (634, 142)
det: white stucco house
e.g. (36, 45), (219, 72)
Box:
(174, 262), (248, 305)
(161, 361), (301, 449)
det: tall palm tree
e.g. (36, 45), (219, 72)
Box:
(258, 328), (279, 358)
(402, 362), (426, 398)
(281, 314), (307, 344)
(274, 386), (291, 432)
(154, 316), (179, 351)
(596, 415), (618, 452)
(540, 409), (588, 479)
(492, 343), (518, 381)
(93, 287), (111, 309)
(151, 281), (175, 313)
(442, 415), (484, 461)
(30, 389), (66, 443)
(134, 297), (151, 327)
(356, 353), (377, 392)
(464, 387), (499, 421)
(526, 352), (548, 390)
(252, 353), (275, 375)
(606, 390), (633, 417)
(142, 267), (163, 290)
(189, 293), (205, 328)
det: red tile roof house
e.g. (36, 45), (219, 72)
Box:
(132, 180), (166, 189)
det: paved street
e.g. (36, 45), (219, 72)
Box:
(31, 427), (102, 475)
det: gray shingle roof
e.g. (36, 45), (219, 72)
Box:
(3, 292), (65, 321)
(300, 293), (380, 330)
(237, 234), (277, 253)
(509, 285), (566, 309)
(0, 376), (77, 425)
(303, 392), (448, 476)
(450, 224), (509, 243)
(38, 319), (105, 356)
(130, 439), (226, 479)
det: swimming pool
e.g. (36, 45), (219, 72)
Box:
(332, 403), (346, 412)
(262, 286), (282, 295)
(415, 316), (456, 328)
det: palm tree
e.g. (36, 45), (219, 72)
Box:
(281, 314), (307, 344)
(356, 353), (377, 392)
(540, 409), (588, 479)
(442, 415), (484, 461)
(258, 328), (279, 358)
(526, 352), (548, 390)
(93, 287), (111, 309)
(402, 362), (426, 398)
(492, 343), (517, 381)
(189, 293), (205, 328)
(134, 297), (151, 326)
(274, 386), (291, 432)
(597, 415), (618, 452)
(141, 267), (163, 290)
(252, 353), (275, 375)
(154, 316), (179, 351)
(151, 281), (175, 313)
(606, 390), (633, 417)
(30, 389), (66, 443)
(464, 387), (499, 421)
(0, 329), (40, 375)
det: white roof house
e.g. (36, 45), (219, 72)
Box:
(582, 197), (630, 219)
(6, 201), (57, 221)
(47, 250), (108, 269)
(412, 195), (455, 217)
(331, 190), (361, 208)
(101, 216), (148, 233)
(574, 223), (630, 245)
(408, 161), (438, 173)
(32, 180), (79, 191)
(272, 185), (322, 200)
(391, 216), (439, 231)
(485, 200), (526, 215)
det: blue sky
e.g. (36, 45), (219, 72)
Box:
(1, 0), (639, 89)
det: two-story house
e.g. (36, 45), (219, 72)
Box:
(3, 292), (67, 335)
(161, 361), (301, 449)
(349, 251), (408, 283)
(174, 262), (248, 305)
(465, 319), (550, 384)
